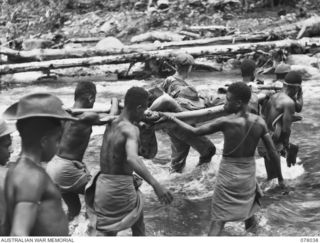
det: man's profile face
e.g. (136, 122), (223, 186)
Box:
(137, 101), (148, 120)
(224, 92), (240, 113)
(0, 135), (12, 166)
(41, 128), (62, 162)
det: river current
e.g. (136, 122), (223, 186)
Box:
(0, 71), (319, 236)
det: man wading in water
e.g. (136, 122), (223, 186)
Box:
(47, 81), (119, 220)
(259, 71), (303, 177)
(86, 86), (173, 236)
(3, 93), (76, 236)
(158, 82), (282, 235)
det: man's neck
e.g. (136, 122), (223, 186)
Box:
(174, 72), (187, 80)
(236, 106), (249, 117)
(20, 148), (42, 165)
(73, 100), (90, 109)
(282, 88), (294, 99)
(119, 108), (138, 125)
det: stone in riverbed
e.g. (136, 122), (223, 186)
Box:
(95, 37), (124, 50)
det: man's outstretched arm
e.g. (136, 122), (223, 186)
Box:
(124, 126), (173, 205)
(278, 101), (295, 149)
(159, 112), (225, 136)
(261, 120), (284, 186)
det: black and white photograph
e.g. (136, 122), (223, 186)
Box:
(0, 0), (319, 239)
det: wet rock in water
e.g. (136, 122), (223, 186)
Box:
(95, 37), (124, 50)
(11, 71), (44, 83)
(22, 39), (55, 50)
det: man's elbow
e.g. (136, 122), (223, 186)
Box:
(127, 155), (139, 165)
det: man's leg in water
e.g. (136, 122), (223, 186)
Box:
(62, 192), (81, 220)
(62, 182), (87, 220)
(170, 125), (216, 167)
(208, 221), (225, 236)
(245, 215), (258, 233)
(131, 211), (145, 236)
(169, 132), (190, 173)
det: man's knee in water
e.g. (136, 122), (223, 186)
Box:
(62, 192), (81, 220)
(199, 143), (216, 165)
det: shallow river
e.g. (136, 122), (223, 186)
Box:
(0, 71), (319, 236)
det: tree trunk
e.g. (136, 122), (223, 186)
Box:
(1, 38), (319, 75)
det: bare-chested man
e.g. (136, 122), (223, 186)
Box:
(159, 82), (283, 235)
(240, 59), (263, 114)
(0, 118), (15, 235)
(46, 81), (117, 220)
(3, 93), (76, 236)
(87, 86), (173, 236)
(259, 71), (303, 172)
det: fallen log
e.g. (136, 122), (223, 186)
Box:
(67, 37), (103, 43)
(0, 33), (275, 62)
(3, 30), (320, 63)
(179, 31), (201, 39)
(2, 38), (320, 75)
(184, 25), (231, 33)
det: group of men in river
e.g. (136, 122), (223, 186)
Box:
(0, 52), (303, 236)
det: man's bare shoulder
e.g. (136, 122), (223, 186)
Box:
(273, 92), (295, 107)
(251, 113), (267, 126)
(117, 120), (139, 138)
(9, 162), (47, 187)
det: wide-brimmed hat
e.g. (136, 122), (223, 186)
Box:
(3, 93), (78, 121)
(275, 62), (291, 74)
(0, 118), (15, 138)
(174, 53), (195, 66)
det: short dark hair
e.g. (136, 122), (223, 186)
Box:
(124, 86), (149, 109)
(284, 71), (302, 85)
(74, 81), (96, 101)
(240, 59), (256, 77)
(16, 117), (62, 147)
(227, 82), (252, 104)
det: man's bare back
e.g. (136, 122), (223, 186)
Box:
(220, 113), (267, 158)
(58, 120), (92, 162)
(100, 118), (138, 175)
(5, 158), (68, 236)
(263, 92), (295, 132)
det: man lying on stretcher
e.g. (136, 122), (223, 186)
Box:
(148, 53), (221, 173)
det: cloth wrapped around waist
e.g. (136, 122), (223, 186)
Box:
(86, 173), (144, 233)
(211, 157), (262, 222)
(46, 155), (90, 193)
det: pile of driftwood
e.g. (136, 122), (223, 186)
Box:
(1, 15), (320, 77)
